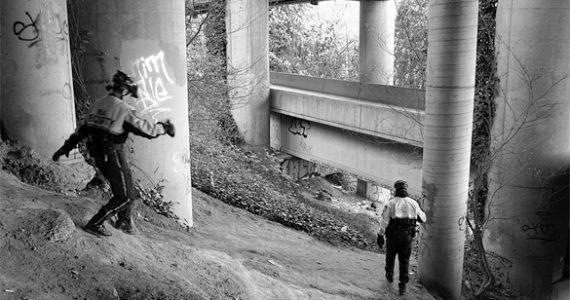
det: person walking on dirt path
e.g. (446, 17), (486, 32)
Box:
(52, 70), (175, 237)
(377, 180), (426, 295)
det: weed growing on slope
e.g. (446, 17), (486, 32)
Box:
(190, 135), (378, 251)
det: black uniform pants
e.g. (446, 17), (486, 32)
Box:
(88, 145), (135, 226)
(385, 230), (413, 285)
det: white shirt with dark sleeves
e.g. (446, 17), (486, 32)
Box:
(85, 95), (166, 138)
(378, 196), (426, 235)
(57, 95), (168, 153)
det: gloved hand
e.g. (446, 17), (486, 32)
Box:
(159, 120), (175, 137)
(377, 233), (385, 249)
(52, 148), (69, 161)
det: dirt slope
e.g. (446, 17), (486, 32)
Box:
(0, 170), (436, 300)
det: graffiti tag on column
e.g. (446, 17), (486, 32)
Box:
(13, 10), (68, 48)
(62, 82), (72, 99)
(172, 149), (191, 174)
(53, 14), (69, 42)
(132, 51), (174, 121)
(13, 12), (41, 47)
(288, 119), (311, 138)
(172, 149), (192, 193)
(458, 215), (467, 232)
(521, 211), (558, 241)
(299, 139), (313, 154)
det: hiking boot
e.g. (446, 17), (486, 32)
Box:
(84, 223), (112, 237)
(398, 283), (406, 295)
(115, 220), (136, 235)
(386, 273), (393, 283)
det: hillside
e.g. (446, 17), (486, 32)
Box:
(0, 167), (437, 300)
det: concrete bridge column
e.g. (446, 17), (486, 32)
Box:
(1, 0), (77, 159)
(226, 0), (270, 151)
(358, 0), (397, 201)
(359, 0), (396, 85)
(418, 0), (478, 298)
(0, 0), (2, 141)
(485, 1), (569, 298)
(77, 0), (193, 226)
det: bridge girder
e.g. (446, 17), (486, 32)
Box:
(188, 0), (368, 15)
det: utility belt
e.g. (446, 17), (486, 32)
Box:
(386, 218), (417, 238)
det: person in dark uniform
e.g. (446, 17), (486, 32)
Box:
(377, 180), (426, 295)
(52, 70), (175, 237)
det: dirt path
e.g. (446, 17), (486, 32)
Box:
(0, 171), (435, 300)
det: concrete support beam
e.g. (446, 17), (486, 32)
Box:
(1, 0), (77, 158)
(226, 0), (270, 150)
(359, 0), (396, 85)
(78, 0), (193, 226)
(270, 82), (424, 147)
(270, 112), (423, 195)
(485, 1), (570, 298)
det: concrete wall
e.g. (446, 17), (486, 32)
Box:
(270, 112), (423, 195)
(485, 0), (570, 298)
(226, 0), (270, 150)
(78, 0), (193, 226)
(1, 0), (77, 158)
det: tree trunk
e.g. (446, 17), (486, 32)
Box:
(418, 1), (479, 299)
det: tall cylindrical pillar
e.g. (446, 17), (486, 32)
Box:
(0, 0), (2, 141)
(485, 1), (569, 298)
(1, 0), (77, 158)
(226, 0), (270, 150)
(418, 1), (478, 299)
(77, 0), (193, 226)
(359, 0), (396, 85)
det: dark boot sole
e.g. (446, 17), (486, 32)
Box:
(83, 225), (112, 237)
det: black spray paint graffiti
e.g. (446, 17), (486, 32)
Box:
(288, 119), (311, 138)
(62, 82), (72, 99)
(53, 14), (69, 42)
(13, 10), (69, 48)
(13, 12), (41, 47)
(521, 211), (558, 241)
(458, 215), (467, 232)
(298, 139), (313, 154)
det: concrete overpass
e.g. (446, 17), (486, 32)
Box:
(269, 72), (425, 195)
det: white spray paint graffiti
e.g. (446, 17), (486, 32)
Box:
(131, 51), (174, 121)
(172, 149), (191, 174)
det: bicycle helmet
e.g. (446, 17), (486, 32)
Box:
(108, 70), (139, 98)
